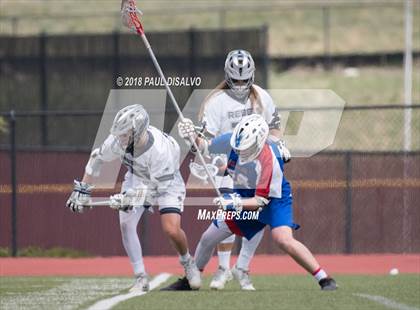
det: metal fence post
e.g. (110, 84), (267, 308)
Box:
(39, 33), (48, 146)
(322, 6), (331, 70)
(113, 30), (120, 88)
(9, 110), (18, 257)
(261, 24), (269, 89)
(189, 27), (197, 96)
(344, 152), (353, 254)
(11, 17), (19, 36)
(218, 8), (226, 29)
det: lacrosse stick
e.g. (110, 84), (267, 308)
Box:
(122, 0), (222, 197)
(189, 162), (218, 184)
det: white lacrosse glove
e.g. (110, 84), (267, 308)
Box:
(213, 193), (243, 213)
(109, 187), (148, 212)
(277, 140), (291, 163)
(178, 118), (210, 155)
(66, 180), (94, 213)
(177, 118), (197, 146)
(269, 137), (291, 163)
(109, 194), (129, 211)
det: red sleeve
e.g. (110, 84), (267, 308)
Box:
(255, 145), (273, 198)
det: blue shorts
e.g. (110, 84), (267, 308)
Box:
(258, 196), (300, 230)
(217, 196), (300, 240)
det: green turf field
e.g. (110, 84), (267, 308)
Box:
(1, 275), (419, 310)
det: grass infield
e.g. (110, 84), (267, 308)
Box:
(1, 275), (419, 310)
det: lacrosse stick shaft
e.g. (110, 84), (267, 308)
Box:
(85, 200), (112, 207)
(142, 34), (221, 197)
(128, 8), (221, 197)
(85, 200), (144, 210)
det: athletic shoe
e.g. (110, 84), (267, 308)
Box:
(231, 265), (256, 291)
(319, 277), (338, 291)
(181, 257), (201, 290)
(160, 277), (192, 291)
(129, 273), (149, 293)
(209, 266), (233, 290)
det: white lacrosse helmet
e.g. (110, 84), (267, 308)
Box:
(110, 104), (149, 148)
(224, 49), (255, 99)
(230, 114), (269, 164)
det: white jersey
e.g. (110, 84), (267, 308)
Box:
(201, 84), (277, 189)
(85, 126), (185, 196)
(202, 84), (277, 136)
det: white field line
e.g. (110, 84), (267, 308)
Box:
(87, 273), (172, 310)
(354, 293), (419, 310)
(1, 278), (133, 310)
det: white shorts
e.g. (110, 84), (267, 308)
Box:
(121, 171), (185, 214)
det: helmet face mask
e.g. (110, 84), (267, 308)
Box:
(225, 75), (254, 99)
(224, 50), (255, 100)
(235, 139), (260, 164)
(115, 131), (134, 150)
(111, 104), (149, 150)
(230, 114), (269, 164)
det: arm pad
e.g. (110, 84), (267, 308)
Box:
(85, 148), (104, 177)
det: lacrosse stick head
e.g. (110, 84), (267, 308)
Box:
(189, 162), (218, 184)
(211, 155), (227, 168)
(121, 0), (144, 34)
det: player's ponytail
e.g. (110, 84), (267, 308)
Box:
(249, 85), (263, 115)
(198, 80), (229, 121)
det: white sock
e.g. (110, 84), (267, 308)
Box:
(119, 207), (145, 277)
(236, 252), (251, 271)
(218, 251), (231, 269)
(179, 251), (191, 264)
(312, 268), (328, 282)
(236, 230), (264, 271)
(195, 223), (233, 271)
(132, 260), (146, 276)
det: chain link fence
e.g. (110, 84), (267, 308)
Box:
(0, 105), (419, 256)
(0, 23), (418, 256)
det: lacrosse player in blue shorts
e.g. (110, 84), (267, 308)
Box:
(163, 114), (337, 291)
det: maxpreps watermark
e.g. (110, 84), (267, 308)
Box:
(197, 209), (260, 221)
(116, 76), (202, 87)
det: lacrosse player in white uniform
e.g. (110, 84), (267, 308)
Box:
(195, 50), (288, 290)
(66, 104), (201, 292)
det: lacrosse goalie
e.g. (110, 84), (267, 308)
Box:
(163, 114), (337, 291)
(66, 104), (201, 292)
